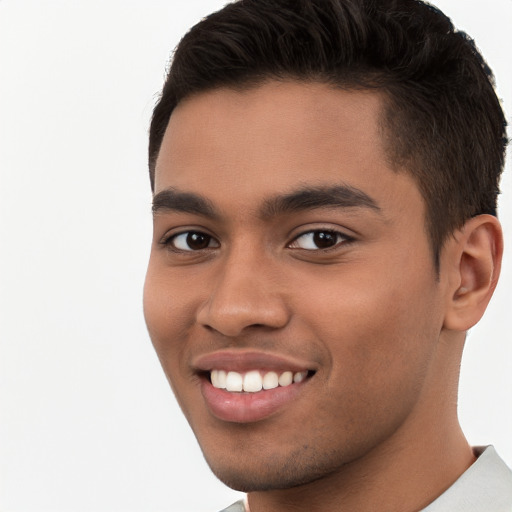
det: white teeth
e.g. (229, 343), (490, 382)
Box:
(225, 371), (243, 392)
(293, 371), (307, 383)
(217, 370), (227, 388)
(262, 371), (279, 390)
(243, 371), (263, 392)
(211, 369), (227, 389)
(211, 369), (221, 388)
(278, 371), (293, 387)
(211, 369), (309, 392)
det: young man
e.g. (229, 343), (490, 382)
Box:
(143, 0), (512, 510)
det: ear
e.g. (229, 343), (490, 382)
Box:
(443, 214), (503, 332)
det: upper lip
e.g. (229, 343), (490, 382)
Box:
(192, 350), (316, 373)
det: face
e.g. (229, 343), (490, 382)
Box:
(144, 81), (449, 491)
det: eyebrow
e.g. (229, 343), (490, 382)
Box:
(260, 184), (381, 218)
(152, 188), (219, 218)
(152, 184), (381, 219)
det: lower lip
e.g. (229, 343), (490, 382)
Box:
(200, 378), (308, 423)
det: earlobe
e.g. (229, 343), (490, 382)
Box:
(443, 214), (503, 332)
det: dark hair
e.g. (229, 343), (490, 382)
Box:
(148, 0), (507, 266)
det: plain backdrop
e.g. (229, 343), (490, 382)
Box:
(0, 1), (511, 511)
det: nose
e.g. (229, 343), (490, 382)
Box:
(196, 252), (290, 337)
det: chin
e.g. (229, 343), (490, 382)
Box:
(202, 445), (345, 492)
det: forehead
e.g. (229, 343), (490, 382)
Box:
(154, 81), (422, 218)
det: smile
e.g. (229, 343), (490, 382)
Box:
(193, 351), (316, 423)
(210, 369), (309, 393)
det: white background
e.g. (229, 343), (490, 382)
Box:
(0, 1), (511, 511)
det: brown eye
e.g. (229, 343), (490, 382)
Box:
(313, 231), (338, 248)
(289, 230), (349, 250)
(170, 231), (219, 251)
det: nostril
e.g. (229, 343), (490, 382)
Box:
(196, 292), (290, 337)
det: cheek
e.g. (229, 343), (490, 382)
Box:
(291, 279), (439, 457)
(143, 264), (205, 421)
(144, 256), (198, 326)
(143, 263), (195, 371)
(295, 258), (441, 401)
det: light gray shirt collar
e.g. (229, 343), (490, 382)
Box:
(421, 445), (512, 511)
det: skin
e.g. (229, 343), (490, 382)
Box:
(144, 81), (502, 512)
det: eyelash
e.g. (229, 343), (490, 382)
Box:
(161, 231), (219, 252)
(161, 228), (354, 253)
(288, 230), (354, 251)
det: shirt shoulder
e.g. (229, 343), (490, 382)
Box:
(422, 446), (512, 512)
(218, 499), (247, 512)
